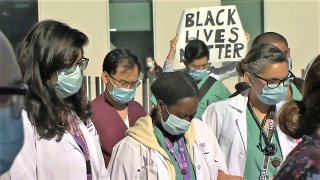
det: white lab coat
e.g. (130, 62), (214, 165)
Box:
(107, 116), (227, 180)
(202, 90), (297, 177)
(3, 110), (109, 180)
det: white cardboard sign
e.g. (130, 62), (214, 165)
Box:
(176, 5), (247, 63)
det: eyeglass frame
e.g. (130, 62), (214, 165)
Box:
(188, 62), (211, 71)
(252, 72), (295, 89)
(0, 83), (28, 95)
(106, 72), (141, 89)
(0, 83), (28, 118)
(63, 58), (89, 75)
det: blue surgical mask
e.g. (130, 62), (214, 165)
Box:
(0, 107), (24, 174)
(107, 78), (136, 104)
(257, 83), (288, 105)
(54, 66), (83, 99)
(189, 69), (209, 81)
(160, 105), (191, 135)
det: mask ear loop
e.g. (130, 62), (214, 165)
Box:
(163, 104), (170, 115)
(104, 72), (115, 94)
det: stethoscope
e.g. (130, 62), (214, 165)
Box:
(247, 103), (278, 156)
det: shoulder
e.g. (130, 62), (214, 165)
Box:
(91, 95), (105, 107)
(21, 110), (37, 136)
(113, 136), (147, 159)
(128, 101), (145, 113)
(128, 101), (143, 108)
(210, 79), (229, 92)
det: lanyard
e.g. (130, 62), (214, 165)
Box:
(247, 104), (278, 180)
(164, 137), (190, 180)
(68, 114), (92, 180)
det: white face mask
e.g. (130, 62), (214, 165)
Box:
(146, 61), (154, 68)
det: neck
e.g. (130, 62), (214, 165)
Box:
(148, 66), (155, 72)
(103, 90), (127, 110)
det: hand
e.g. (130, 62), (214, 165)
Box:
(244, 31), (251, 52)
(166, 36), (179, 61)
(170, 36), (178, 51)
(245, 32), (250, 43)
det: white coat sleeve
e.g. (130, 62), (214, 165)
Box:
(107, 138), (144, 180)
(210, 61), (238, 81)
(202, 103), (223, 139)
(9, 111), (37, 179)
(162, 60), (174, 72)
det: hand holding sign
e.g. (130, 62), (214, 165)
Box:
(176, 5), (247, 63)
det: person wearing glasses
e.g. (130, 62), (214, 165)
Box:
(152, 39), (231, 119)
(7, 20), (108, 179)
(91, 48), (146, 167)
(251, 32), (303, 101)
(108, 71), (243, 180)
(202, 44), (297, 179)
(0, 31), (26, 176)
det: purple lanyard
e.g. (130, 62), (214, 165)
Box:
(164, 137), (190, 180)
(69, 114), (92, 180)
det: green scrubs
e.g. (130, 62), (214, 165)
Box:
(291, 83), (302, 100)
(243, 108), (283, 180)
(154, 126), (196, 180)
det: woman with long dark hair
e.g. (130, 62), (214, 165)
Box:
(8, 20), (108, 179)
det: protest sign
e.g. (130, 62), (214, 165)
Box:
(176, 5), (247, 63)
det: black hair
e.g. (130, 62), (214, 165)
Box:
(252, 32), (288, 47)
(279, 55), (320, 139)
(184, 39), (209, 64)
(151, 71), (199, 107)
(17, 19), (90, 141)
(103, 48), (140, 75)
(236, 43), (288, 76)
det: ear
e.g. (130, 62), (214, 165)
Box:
(243, 72), (253, 86)
(156, 100), (164, 110)
(287, 48), (291, 58)
(101, 71), (108, 84)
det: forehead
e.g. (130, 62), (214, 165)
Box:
(190, 56), (209, 65)
(146, 57), (153, 61)
(171, 97), (199, 113)
(114, 64), (139, 81)
(258, 62), (289, 79)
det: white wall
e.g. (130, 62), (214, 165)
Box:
(153, 0), (221, 69)
(265, 0), (320, 77)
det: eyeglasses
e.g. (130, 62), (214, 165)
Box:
(189, 63), (211, 70)
(63, 58), (89, 75)
(108, 74), (141, 89)
(0, 84), (28, 118)
(252, 73), (294, 89)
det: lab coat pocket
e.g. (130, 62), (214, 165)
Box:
(208, 160), (219, 180)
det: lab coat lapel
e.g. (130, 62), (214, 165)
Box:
(228, 90), (250, 152)
(64, 131), (82, 153)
